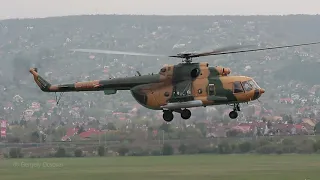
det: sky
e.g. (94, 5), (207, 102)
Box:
(0, 0), (319, 19)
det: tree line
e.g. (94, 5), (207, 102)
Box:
(5, 136), (320, 158)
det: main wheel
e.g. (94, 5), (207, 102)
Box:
(163, 110), (174, 122)
(229, 111), (238, 119)
(181, 109), (191, 119)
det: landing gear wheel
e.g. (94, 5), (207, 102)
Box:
(181, 109), (191, 119)
(229, 111), (238, 119)
(163, 110), (174, 122)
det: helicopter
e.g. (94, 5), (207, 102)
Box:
(30, 41), (320, 122)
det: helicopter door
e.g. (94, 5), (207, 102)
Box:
(208, 84), (216, 95)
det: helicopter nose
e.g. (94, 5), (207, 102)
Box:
(252, 88), (265, 100)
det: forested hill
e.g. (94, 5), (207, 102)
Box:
(1, 14), (320, 111)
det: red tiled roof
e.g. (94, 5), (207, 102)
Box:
(79, 128), (104, 138)
(66, 128), (78, 136)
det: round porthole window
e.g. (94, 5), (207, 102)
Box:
(164, 92), (170, 97)
(198, 89), (202, 94)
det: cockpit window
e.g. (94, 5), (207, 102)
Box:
(233, 81), (244, 93)
(248, 80), (260, 89)
(242, 81), (253, 91)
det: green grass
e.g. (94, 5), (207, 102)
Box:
(1, 154), (320, 180)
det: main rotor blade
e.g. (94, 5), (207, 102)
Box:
(70, 41), (320, 60)
(70, 49), (166, 57)
(194, 44), (255, 57)
(208, 41), (320, 56)
(168, 45), (255, 58)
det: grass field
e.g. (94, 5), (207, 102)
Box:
(1, 155), (320, 180)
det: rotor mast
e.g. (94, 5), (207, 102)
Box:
(169, 53), (195, 64)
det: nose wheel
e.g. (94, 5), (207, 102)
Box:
(229, 111), (238, 119)
(229, 103), (240, 119)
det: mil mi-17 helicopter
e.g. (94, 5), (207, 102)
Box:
(30, 41), (320, 122)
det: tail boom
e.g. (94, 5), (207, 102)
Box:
(29, 68), (164, 93)
(29, 68), (102, 92)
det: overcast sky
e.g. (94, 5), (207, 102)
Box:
(0, 0), (319, 19)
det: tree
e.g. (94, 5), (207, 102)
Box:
(77, 126), (85, 134)
(19, 116), (27, 127)
(226, 129), (241, 137)
(178, 143), (187, 154)
(98, 146), (105, 156)
(33, 111), (42, 119)
(238, 141), (252, 153)
(9, 148), (23, 158)
(30, 131), (45, 143)
(74, 149), (83, 157)
(267, 121), (272, 129)
(159, 123), (171, 133)
(106, 122), (116, 130)
(282, 138), (295, 146)
(195, 123), (207, 137)
(55, 147), (66, 157)
(118, 146), (129, 156)
(162, 143), (174, 155)
(36, 118), (40, 126)
(313, 140), (320, 152)
(218, 141), (231, 154)
(262, 117), (267, 122)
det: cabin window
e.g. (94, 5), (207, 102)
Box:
(208, 84), (215, 95)
(241, 81), (253, 91)
(233, 81), (244, 93)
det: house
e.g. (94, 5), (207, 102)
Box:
(279, 98), (294, 104)
(13, 95), (23, 103)
(79, 128), (104, 139)
(30, 102), (41, 111)
(23, 109), (35, 120)
(301, 118), (316, 127)
(262, 116), (283, 122)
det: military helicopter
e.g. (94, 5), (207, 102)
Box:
(30, 41), (320, 122)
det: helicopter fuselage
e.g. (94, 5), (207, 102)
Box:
(130, 62), (264, 110)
